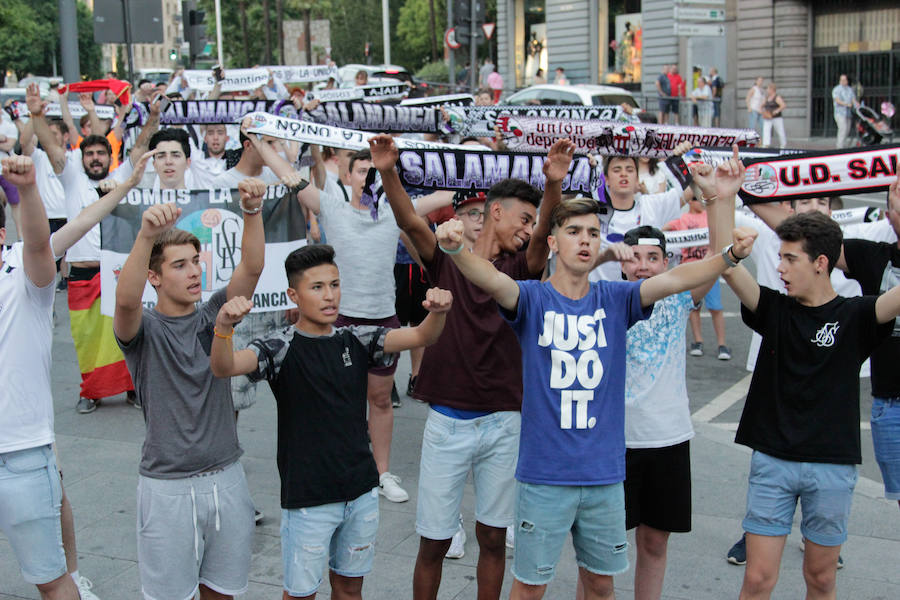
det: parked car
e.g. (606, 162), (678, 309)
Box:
(137, 68), (174, 85)
(0, 88), (27, 107)
(337, 64), (414, 87)
(505, 84), (639, 108)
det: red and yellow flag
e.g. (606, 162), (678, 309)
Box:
(68, 272), (133, 399)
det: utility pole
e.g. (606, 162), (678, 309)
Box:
(382, 0), (391, 64)
(448, 0), (454, 90)
(58, 0), (82, 84)
(468, 0), (477, 90)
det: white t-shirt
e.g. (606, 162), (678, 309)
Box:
(316, 178), (402, 319)
(114, 158), (216, 191)
(0, 113), (17, 158)
(0, 242), (56, 453)
(625, 291), (696, 448)
(60, 151), (103, 262)
(639, 168), (668, 195)
(192, 154), (227, 179)
(590, 188), (683, 282)
(31, 148), (67, 219)
(214, 166), (280, 190)
(749, 85), (765, 113)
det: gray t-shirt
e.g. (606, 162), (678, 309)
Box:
(316, 178), (403, 319)
(118, 288), (242, 478)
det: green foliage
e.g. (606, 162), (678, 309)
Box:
(0, 0), (101, 82)
(395, 0), (444, 69)
(193, 0), (498, 72)
(415, 60), (448, 83)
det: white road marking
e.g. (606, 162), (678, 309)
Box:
(691, 374), (752, 423)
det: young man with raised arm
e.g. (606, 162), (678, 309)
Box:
(368, 134), (575, 600)
(207, 245), (453, 599)
(715, 188), (900, 600)
(433, 148), (756, 600)
(0, 155), (79, 599)
(112, 179), (266, 600)
(837, 173), (900, 514)
(26, 83), (160, 413)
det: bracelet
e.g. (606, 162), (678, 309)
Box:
(721, 244), (744, 268)
(438, 243), (463, 255)
(213, 326), (234, 340)
(700, 193), (718, 206)
(240, 203), (261, 215)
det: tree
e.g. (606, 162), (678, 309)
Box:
(396, 0), (445, 69)
(0, 0), (101, 84)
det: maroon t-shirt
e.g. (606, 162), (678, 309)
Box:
(412, 243), (540, 411)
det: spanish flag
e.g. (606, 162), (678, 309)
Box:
(68, 272), (133, 399)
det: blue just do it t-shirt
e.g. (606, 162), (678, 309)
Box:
(504, 279), (651, 486)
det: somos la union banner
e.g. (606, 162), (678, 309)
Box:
(99, 186), (307, 315)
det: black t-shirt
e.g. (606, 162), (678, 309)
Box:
(737, 286), (891, 464)
(249, 325), (395, 508)
(843, 239), (900, 398)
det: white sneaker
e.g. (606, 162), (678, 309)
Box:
(446, 516), (466, 559)
(77, 575), (101, 600)
(506, 524), (515, 549)
(378, 472), (409, 502)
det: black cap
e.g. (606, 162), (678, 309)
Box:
(623, 225), (667, 254)
(452, 191), (487, 211)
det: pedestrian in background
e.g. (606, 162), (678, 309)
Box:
(761, 82), (787, 148)
(832, 73), (858, 148)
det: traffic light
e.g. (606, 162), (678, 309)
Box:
(454, 0), (485, 27)
(169, 48), (178, 61)
(182, 0), (207, 66)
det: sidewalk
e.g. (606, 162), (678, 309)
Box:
(2, 295), (899, 599)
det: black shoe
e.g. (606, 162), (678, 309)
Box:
(126, 390), (141, 409)
(391, 383), (401, 408)
(56, 277), (68, 292)
(727, 534), (746, 565)
(407, 375), (417, 397)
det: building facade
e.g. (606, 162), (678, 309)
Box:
(497, 0), (900, 138)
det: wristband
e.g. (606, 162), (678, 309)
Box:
(214, 326), (233, 340)
(438, 243), (463, 255)
(721, 244), (743, 268)
(240, 202), (262, 215)
(700, 193), (718, 206)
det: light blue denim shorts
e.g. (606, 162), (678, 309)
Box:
(743, 451), (858, 547)
(415, 409), (520, 540)
(281, 487), (379, 597)
(0, 445), (66, 585)
(512, 481), (629, 586)
(872, 397), (900, 500)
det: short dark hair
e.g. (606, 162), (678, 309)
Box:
(150, 128), (191, 157)
(285, 244), (337, 287)
(79, 114), (91, 128)
(47, 117), (69, 136)
(80, 134), (112, 155)
(549, 198), (605, 231)
(138, 78), (152, 87)
(624, 225), (667, 254)
(603, 155), (640, 176)
(775, 211), (843, 273)
(348, 149), (372, 173)
(149, 229), (201, 274)
(485, 179), (542, 210)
